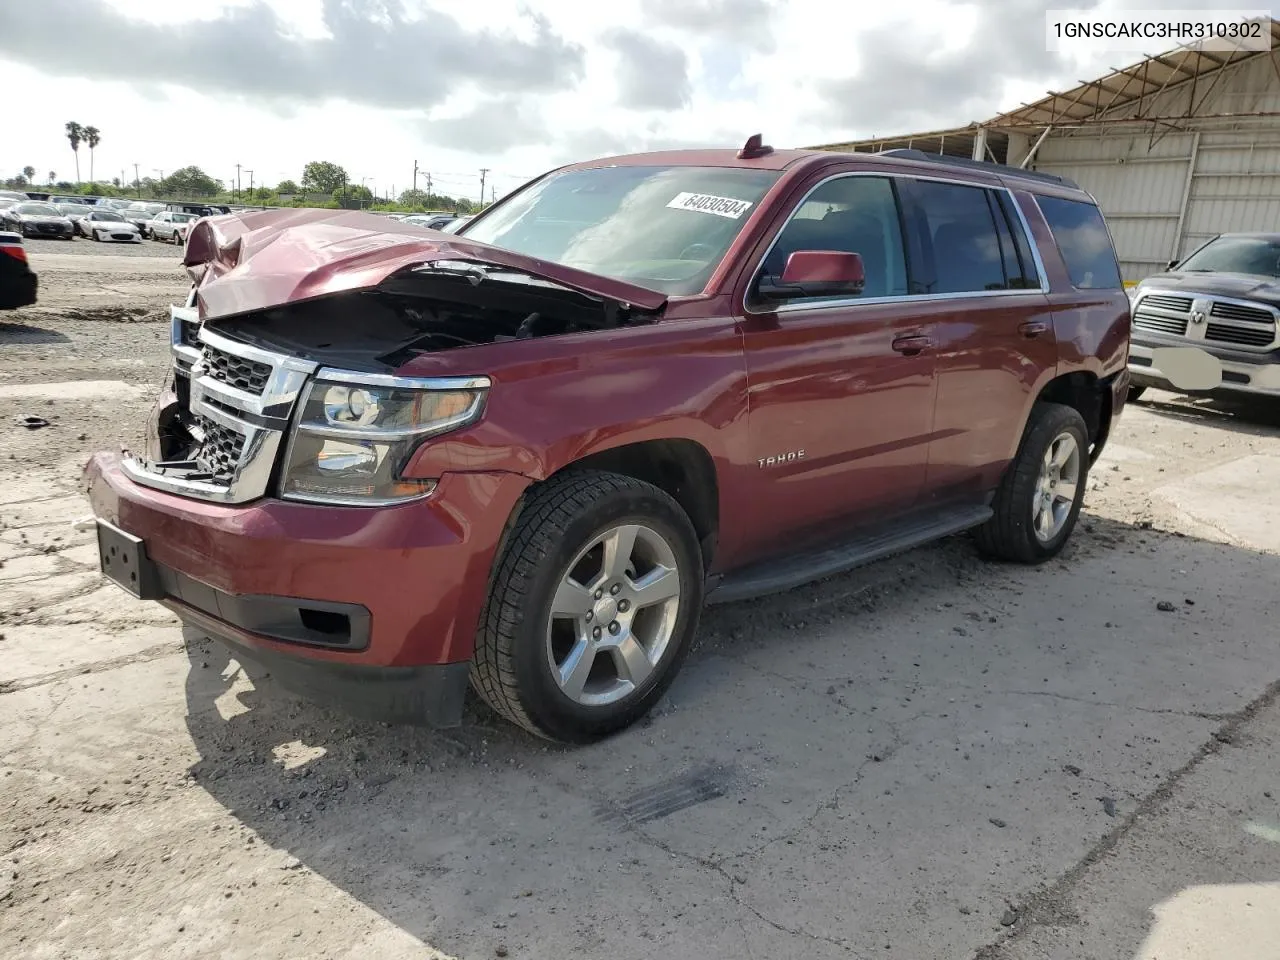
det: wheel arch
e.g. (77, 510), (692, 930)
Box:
(1034, 371), (1113, 463)
(499, 438), (721, 573)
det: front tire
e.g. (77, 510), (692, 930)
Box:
(974, 402), (1089, 564)
(1127, 385), (1147, 402)
(472, 470), (704, 743)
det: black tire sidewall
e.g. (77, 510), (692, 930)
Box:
(1015, 407), (1089, 560)
(511, 488), (703, 741)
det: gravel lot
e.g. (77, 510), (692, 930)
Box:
(3, 244), (1280, 960)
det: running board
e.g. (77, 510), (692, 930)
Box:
(706, 504), (993, 605)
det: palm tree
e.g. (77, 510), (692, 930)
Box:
(65, 121), (84, 183)
(22, 166), (35, 182)
(47, 171), (56, 185)
(84, 126), (101, 184)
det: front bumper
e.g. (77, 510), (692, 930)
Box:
(23, 223), (73, 238)
(1128, 338), (1280, 397)
(84, 451), (530, 724)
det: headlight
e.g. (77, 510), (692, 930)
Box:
(280, 372), (488, 505)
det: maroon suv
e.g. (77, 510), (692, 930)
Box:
(85, 139), (1131, 742)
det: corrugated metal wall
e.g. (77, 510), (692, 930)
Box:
(1028, 56), (1280, 283)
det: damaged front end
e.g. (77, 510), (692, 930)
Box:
(134, 209), (664, 507)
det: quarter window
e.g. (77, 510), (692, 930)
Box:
(910, 180), (1008, 294)
(759, 176), (909, 300)
(1035, 195), (1122, 289)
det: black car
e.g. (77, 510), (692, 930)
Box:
(0, 201), (76, 240)
(0, 232), (38, 309)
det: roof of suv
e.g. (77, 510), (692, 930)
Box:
(566, 145), (1092, 200)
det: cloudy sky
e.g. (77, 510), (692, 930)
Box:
(0, 0), (1254, 202)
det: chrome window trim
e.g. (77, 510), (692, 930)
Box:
(741, 169), (1051, 318)
(314, 368), (492, 391)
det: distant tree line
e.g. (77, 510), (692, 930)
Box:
(6, 155), (487, 215)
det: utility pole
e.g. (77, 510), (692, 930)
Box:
(235, 163), (241, 203)
(479, 168), (489, 208)
(247, 170), (254, 198)
(425, 171), (432, 200)
(412, 160), (418, 195)
(133, 162), (140, 198)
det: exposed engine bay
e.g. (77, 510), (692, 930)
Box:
(204, 265), (654, 374)
(149, 264), (657, 475)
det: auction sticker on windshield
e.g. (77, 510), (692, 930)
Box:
(666, 192), (754, 219)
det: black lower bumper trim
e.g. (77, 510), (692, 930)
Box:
(193, 625), (471, 728)
(158, 566), (371, 651)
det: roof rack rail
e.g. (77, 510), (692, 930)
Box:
(875, 148), (1079, 190)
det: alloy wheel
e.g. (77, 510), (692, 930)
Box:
(1032, 431), (1081, 542)
(545, 523), (682, 707)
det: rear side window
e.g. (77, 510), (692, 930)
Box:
(1035, 196), (1122, 289)
(910, 181), (1008, 294)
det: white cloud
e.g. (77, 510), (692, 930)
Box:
(0, 0), (1255, 203)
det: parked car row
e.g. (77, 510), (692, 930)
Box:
(0, 199), (203, 244)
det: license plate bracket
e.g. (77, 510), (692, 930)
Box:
(96, 520), (163, 600)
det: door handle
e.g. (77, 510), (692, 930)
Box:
(891, 335), (933, 356)
(1019, 320), (1050, 338)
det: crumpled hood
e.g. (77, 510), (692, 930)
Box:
(182, 207), (669, 320)
(1138, 270), (1280, 308)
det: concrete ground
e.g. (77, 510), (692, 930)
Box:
(2, 243), (1280, 960)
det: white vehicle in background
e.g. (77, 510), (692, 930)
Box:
(147, 211), (199, 244)
(77, 209), (143, 243)
(122, 203), (167, 236)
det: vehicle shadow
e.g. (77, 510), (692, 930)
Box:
(0, 320), (70, 345)
(1133, 390), (1280, 435)
(180, 514), (1280, 959)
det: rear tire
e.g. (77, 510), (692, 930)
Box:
(974, 402), (1089, 564)
(471, 470), (704, 743)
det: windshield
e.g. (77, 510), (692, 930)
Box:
(1177, 235), (1280, 278)
(90, 211), (124, 221)
(461, 165), (782, 295)
(172, 213), (196, 223)
(16, 203), (60, 217)
(57, 204), (85, 215)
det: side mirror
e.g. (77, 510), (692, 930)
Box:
(758, 250), (866, 301)
(1166, 259), (1180, 271)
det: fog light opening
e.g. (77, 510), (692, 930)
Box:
(299, 608), (351, 639)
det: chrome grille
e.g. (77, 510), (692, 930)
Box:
(202, 343), (272, 394)
(127, 323), (318, 504)
(1131, 289), (1278, 352)
(1139, 294), (1192, 312)
(1132, 310), (1188, 336)
(193, 416), (245, 480)
(179, 315), (201, 347)
(1205, 323), (1275, 347)
(1210, 301), (1272, 324)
